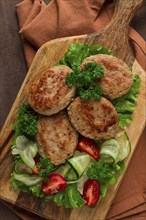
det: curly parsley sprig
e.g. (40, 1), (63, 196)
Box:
(13, 102), (38, 140)
(36, 158), (55, 182)
(66, 62), (104, 100)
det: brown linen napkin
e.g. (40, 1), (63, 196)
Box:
(16, 0), (146, 70)
(19, 0), (99, 48)
(16, 0), (104, 67)
(16, 0), (46, 67)
(108, 203), (146, 220)
(10, 0), (146, 219)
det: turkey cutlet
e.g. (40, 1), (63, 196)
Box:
(67, 97), (118, 140)
(28, 65), (75, 115)
(81, 54), (133, 99)
(37, 111), (78, 165)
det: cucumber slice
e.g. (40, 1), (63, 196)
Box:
(100, 139), (120, 163)
(55, 163), (70, 177)
(68, 154), (91, 178)
(77, 172), (88, 194)
(65, 168), (78, 181)
(14, 159), (33, 174)
(100, 131), (131, 164)
(16, 135), (29, 150)
(13, 172), (42, 186)
(114, 130), (131, 162)
(55, 164), (78, 181)
(100, 154), (114, 164)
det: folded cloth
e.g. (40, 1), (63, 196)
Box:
(108, 203), (146, 220)
(8, 0), (145, 219)
(16, 0), (46, 67)
(16, 0), (146, 70)
(19, 0), (98, 48)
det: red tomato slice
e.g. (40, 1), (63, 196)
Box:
(42, 174), (66, 195)
(82, 179), (100, 206)
(77, 137), (99, 160)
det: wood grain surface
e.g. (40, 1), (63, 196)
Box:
(0, 0), (145, 219)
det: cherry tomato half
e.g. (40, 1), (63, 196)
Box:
(82, 179), (100, 206)
(42, 174), (66, 195)
(77, 137), (99, 160)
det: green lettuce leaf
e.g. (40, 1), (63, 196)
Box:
(11, 177), (44, 197)
(59, 43), (113, 70)
(11, 177), (30, 193)
(46, 183), (85, 208)
(112, 74), (141, 128)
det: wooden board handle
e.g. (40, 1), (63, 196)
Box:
(109, 0), (144, 29)
(91, 0), (144, 63)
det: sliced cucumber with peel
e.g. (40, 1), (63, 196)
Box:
(68, 154), (91, 178)
(13, 172), (42, 186)
(100, 154), (114, 164)
(14, 159), (33, 174)
(100, 130), (131, 163)
(100, 139), (120, 163)
(114, 130), (131, 162)
(55, 163), (70, 177)
(65, 168), (78, 181)
(55, 151), (91, 181)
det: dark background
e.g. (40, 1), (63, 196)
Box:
(0, 0), (146, 219)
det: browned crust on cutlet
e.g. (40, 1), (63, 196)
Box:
(67, 97), (119, 140)
(37, 111), (78, 165)
(81, 54), (133, 99)
(28, 65), (75, 115)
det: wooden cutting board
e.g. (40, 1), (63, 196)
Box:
(0, 0), (145, 219)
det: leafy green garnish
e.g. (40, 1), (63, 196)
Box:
(59, 43), (113, 70)
(113, 160), (125, 173)
(79, 86), (103, 100)
(86, 160), (121, 201)
(11, 177), (30, 193)
(37, 158), (55, 181)
(86, 159), (126, 200)
(13, 102), (38, 140)
(45, 183), (85, 208)
(29, 183), (44, 197)
(11, 177), (44, 197)
(15, 182), (85, 208)
(100, 183), (107, 198)
(66, 62), (104, 100)
(87, 160), (117, 184)
(112, 75), (141, 128)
